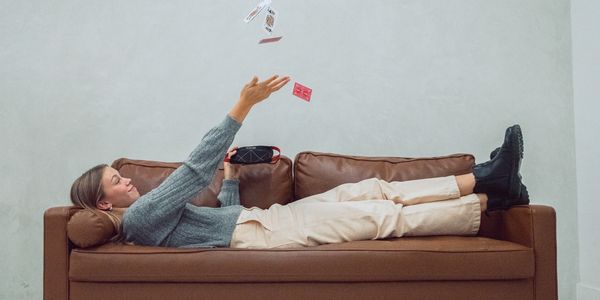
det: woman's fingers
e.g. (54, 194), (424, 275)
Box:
(226, 146), (237, 159)
(261, 75), (279, 86)
(226, 147), (238, 159)
(267, 75), (289, 87)
(227, 150), (237, 159)
(270, 77), (290, 91)
(246, 76), (259, 87)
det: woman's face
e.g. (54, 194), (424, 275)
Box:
(98, 167), (140, 209)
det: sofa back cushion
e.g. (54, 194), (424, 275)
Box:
(111, 157), (295, 208)
(294, 152), (475, 200)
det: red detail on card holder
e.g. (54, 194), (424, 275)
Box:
(293, 82), (312, 102)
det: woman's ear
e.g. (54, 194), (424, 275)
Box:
(96, 200), (113, 211)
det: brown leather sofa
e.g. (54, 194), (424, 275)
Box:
(44, 151), (557, 300)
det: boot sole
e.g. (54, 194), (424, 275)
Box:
(490, 135), (524, 159)
(508, 125), (523, 201)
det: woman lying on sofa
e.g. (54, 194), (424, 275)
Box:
(70, 75), (529, 249)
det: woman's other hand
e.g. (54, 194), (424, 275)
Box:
(224, 148), (241, 180)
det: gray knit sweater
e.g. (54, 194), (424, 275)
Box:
(122, 115), (244, 248)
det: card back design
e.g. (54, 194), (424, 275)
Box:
(293, 82), (312, 102)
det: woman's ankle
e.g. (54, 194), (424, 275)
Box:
(477, 193), (488, 211)
(456, 173), (476, 196)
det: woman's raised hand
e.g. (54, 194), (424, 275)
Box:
(229, 75), (291, 123)
(239, 75), (290, 106)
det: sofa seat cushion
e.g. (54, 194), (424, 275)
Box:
(69, 236), (533, 283)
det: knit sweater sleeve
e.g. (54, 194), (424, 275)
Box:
(123, 115), (241, 246)
(217, 179), (241, 207)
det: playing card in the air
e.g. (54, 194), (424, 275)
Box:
(293, 82), (312, 102)
(244, 0), (271, 23)
(263, 7), (277, 34)
(259, 36), (283, 44)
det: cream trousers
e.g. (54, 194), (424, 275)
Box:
(230, 176), (481, 249)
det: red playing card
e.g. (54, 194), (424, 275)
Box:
(293, 82), (312, 102)
(258, 36), (283, 44)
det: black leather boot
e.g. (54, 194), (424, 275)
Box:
(473, 125), (524, 210)
(489, 147), (530, 209)
(486, 188), (530, 211)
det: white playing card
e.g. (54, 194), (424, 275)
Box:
(263, 7), (277, 34)
(243, 0), (272, 23)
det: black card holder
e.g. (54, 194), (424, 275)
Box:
(225, 146), (281, 164)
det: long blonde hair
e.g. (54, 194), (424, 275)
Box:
(70, 164), (124, 242)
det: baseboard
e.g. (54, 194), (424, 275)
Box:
(577, 283), (600, 300)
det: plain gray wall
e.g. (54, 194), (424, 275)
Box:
(0, 1), (578, 299)
(572, 0), (600, 299)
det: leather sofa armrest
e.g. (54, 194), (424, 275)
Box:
(44, 206), (74, 300)
(478, 204), (557, 300)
